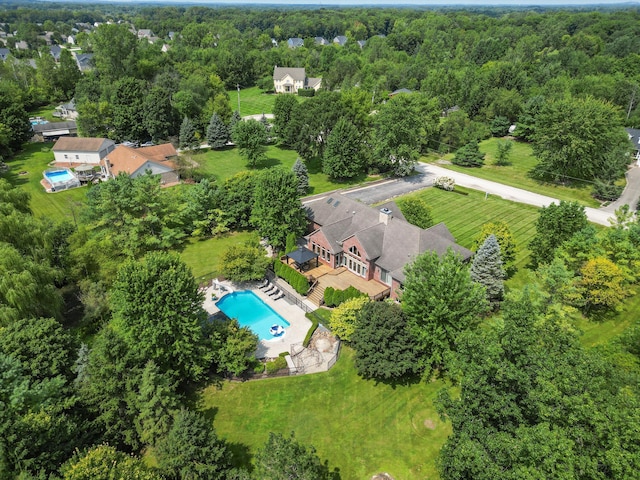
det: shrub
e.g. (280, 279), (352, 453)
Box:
(453, 141), (485, 167)
(274, 261), (309, 295)
(265, 355), (288, 375)
(434, 176), (455, 191)
(303, 313), (320, 347)
(297, 88), (315, 97)
(592, 180), (623, 202)
(490, 116), (511, 137)
(323, 286), (366, 307)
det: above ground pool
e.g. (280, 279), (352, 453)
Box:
(216, 290), (290, 341)
(43, 169), (81, 192)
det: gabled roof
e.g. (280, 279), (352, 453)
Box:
(0, 48), (9, 60)
(53, 137), (114, 153)
(287, 37), (304, 48)
(274, 66), (306, 82)
(136, 143), (178, 162)
(626, 128), (640, 151)
(50, 45), (62, 60)
(304, 193), (472, 283)
(357, 40), (367, 48)
(306, 77), (322, 89)
(333, 35), (347, 46)
(105, 144), (177, 176)
(389, 88), (413, 97)
(32, 121), (76, 133)
(314, 36), (329, 45)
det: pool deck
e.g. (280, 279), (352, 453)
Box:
(202, 280), (312, 359)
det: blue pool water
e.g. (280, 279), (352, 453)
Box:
(44, 169), (75, 183)
(216, 290), (290, 341)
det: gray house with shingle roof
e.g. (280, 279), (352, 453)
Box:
(287, 37), (304, 49)
(626, 128), (640, 165)
(273, 66), (322, 94)
(303, 193), (472, 299)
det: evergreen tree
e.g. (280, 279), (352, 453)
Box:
(292, 158), (309, 195)
(206, 112), (229, 149)
(470, 234), (505, 305)
(452, 141), (485, 167)
(229, 110), (241, 132)
(179, 116), (199, 150)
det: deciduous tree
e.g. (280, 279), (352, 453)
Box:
(399, 197), (434, 229)
(329, 296), (369, 341)
(232, 119), (268, 167)
(323, 118), (367, 179)
(220, 239), (271, 282)
(61, 445), (161, 480)
(577, 256), (627, 314)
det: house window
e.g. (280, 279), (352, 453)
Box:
(348, 245), (360, 257)
(380, 268), (392, 286)
(75, 154), (79, 160)
(64, 154), (68, 159)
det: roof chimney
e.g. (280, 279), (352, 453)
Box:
(379, 207), (392, 225)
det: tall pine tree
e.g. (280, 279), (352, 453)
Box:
(206, 112), (229, 149)
(179, 116), (199, 150)
(470, 234), (505, 305)
(291, 158), (309, 195)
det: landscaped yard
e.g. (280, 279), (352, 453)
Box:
(28, 104), (60, 123)
(228, 86), (276, 117)
(427, 138), (602, 208)
(200, 347), (450, 480)
(1, 142), (88, 222)
(192, 145), (379, 194)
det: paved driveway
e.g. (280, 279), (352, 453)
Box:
(344, 162), (615, 226)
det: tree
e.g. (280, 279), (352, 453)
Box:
(373, 94), (423, 176)
(351, 301), (419, 380)
(292, 158), (309, 195)
(206, 112), (229, 149)
(470, 234), (505, 305)
(577, 256), (627, 314)
(135, 360), (180, 446)
(0, 317), (76, 382)
(111, 77), (147, 142)
(494, 139), (513, 166)
(322, 118), (367, 179)
(490, 116), (511, 137)
(529, 201), (588, 268)
(399, 197), (434, 229)
(156, 409), (231, 480)
(273, 94), (298, 146)
(144, 86), (179, 142)
(179, 116), (200, 150)
(61, 445), (161, 480)
(253, 432), (337, 480)
(329, 296), (369, 341)
(452, 141), (485, 167)
(531, 95), (630, 182)
(91, 24), (139, 80)
(0, 93), (32, 156)
(54, 49), (81, 100)
(402, 249), (488, 376)
(251, 168), (306, 250)
(229, 110), (241, 131)
(110, 252), (211, 383)
(220, 239), (271, 282)
(232, 119), (267, 167)
(210, 319), (259, 377)
(473, 221), (517, 273)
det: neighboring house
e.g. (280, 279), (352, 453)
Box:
(168, 31), (176, 40)
(303, 193), (472, 299)
(15, 40), (29, 50)
(287, 37), (304, 48)
(32, 121), (77, 141)
(52, 137), (116, 176)
(49, 45), (62, 62)
(314, 36), (329, 46)
(271, 38), (278, 47)
(273, 66), (322, 94)
(104, 143), (179, 185)
(161, 43), (171, 53)
(0, 48), (9, 61)
(627, 128), (640, 166)
(389, 88), (413, 97)
(137, 29), (155, 39)
(54, 99), (79, 120)
(333, 35), (347, 46)
(66, 35), (75, 45)
(74, 52), (93, 71)
(357, 40), (367, 49)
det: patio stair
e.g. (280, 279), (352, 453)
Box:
(307, 283), (326, 306)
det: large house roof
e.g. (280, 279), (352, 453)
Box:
(32, 120), (76, 133)
(273, 66), (306, 82)
(53, 137), (114, 152)
(105, 144), (177, 176)
(304, 193), (472, 283)
(136, 143), (178, 162)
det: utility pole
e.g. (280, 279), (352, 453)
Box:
(236, 84), (241, 116)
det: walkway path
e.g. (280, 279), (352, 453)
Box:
(344, 162), (616, 226)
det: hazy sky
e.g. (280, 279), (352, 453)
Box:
(90, 0), (639, 4)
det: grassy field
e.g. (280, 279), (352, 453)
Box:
(178, 231), (257, 282)
(229, 86), (277, 116)
(428, 138), (601, 208)
(28, 104), (60, 123)
(1, 142), (88, 222)
(192, 145), (379, 195)
(200, 347), (450, 480)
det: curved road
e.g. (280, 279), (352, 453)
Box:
(344, 162), (622, 226)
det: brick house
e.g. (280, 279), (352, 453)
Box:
(303, 193), (472, 299)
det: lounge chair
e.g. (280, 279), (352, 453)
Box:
(258, 279), (269, 289)
(268, 288), (281, 297)
(263, 284), (276, 294)
(274, 292), (285, 300)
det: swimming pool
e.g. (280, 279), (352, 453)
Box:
(216, 290), (290, 341)
(43, 169), (81, 192)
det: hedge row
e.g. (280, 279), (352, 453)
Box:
(297, 88), (316, 97)
(274, 260), (309, 295)
(323, 286), (367, 307)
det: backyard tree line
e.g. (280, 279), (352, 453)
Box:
(1, 2), (640, 478)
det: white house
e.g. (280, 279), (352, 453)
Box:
(52, 137), (115, 175)
(273, 66), (322, 94)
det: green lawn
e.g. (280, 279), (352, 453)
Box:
(428, 138), (601, 208)
(229, 86), (276, 116)
(178, 231), (256, 283)
(28, 104), (60, 123)
(200, 347), (450, 480)
(398, 186), (540, 289)
(1, 142), (88, 222)
(192, 145), (379, 195)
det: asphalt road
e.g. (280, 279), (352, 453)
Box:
(344, 162), (618, 226)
